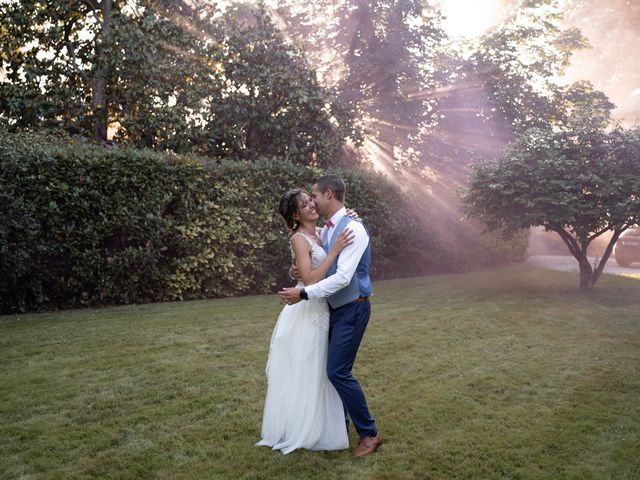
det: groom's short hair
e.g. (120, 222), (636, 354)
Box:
(314, 175), (346, 202)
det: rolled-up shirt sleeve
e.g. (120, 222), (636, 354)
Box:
(305, 220), (369, 299)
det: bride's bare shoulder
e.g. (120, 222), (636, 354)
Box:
(290, 232), (311, 247)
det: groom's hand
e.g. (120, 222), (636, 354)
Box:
(278, 287), (302, 305)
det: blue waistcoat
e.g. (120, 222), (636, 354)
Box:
(322, 215), (373, 308)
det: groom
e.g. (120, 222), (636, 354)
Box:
(279, 175), (382, 458)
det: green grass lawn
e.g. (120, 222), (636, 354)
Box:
(1, 265), (639, 480)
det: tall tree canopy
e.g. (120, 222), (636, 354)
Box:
(474, 3), (586, 130)
(270, 0), (448, 167)
(1, 0), (594, 167)
(270, 0), (591, 164)
(0, 0), (356, 164)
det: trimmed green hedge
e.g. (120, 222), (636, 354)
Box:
(1, 131), (450, 313)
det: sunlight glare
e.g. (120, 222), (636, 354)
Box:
(438, 0), (503, 38)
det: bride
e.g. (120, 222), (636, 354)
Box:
(256, 188), (354, 454)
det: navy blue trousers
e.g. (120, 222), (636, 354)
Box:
(327, 300), (377, 438)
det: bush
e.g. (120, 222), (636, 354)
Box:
(0, 131), (448, 313)
(1, 131), (194, 310)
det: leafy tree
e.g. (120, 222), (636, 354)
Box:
(270, 0), (448, 166)
(0, 1), (355, 163)
(0, 0), (222, 143)
(337, 0), (447, 162)
(462, 0), (589, 137)
(463, 98), (640, 292)
(202, 4), (358, 164)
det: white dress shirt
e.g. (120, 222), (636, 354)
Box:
(305, 206), (370, 299)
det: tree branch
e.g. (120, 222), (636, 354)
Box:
(551, 224), (580, 259)
(61, 17), (89, 84)
(587, 226), (611, 243)
(91, 0), (112, 141)
(592, 227), (625, 283)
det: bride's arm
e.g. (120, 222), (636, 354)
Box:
(290, 230), (354, 285)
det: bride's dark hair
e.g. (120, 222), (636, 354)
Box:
(279, 189), (306, 231)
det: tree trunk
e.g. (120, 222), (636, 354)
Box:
(552, 225), (595, 293)
(91, 0), (112, 141)
(578, 260), (595, 293)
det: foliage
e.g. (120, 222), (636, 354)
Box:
(270, 0), (585, 272)
(0, 1), (92, 132)
(464, 0), (590, 137)
(0, 1), (355, 164)
(271, 0), (591, 161)
(0, 130), (444, 313)
(271, 0), (448, 166)
(454, 3), (626, 293)
(179, 157), (450, 286)
(336, 0), (447, 157)
(1, 130), (188, 310)
(463, 123), (640, 292)
(204, 5), (358, 165)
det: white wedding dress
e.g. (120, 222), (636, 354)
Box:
(256, 233), (349, 454)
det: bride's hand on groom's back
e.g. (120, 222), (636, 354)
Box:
(346, 207), (359, 219)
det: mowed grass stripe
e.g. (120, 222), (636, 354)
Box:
(1, 265), (639, 480)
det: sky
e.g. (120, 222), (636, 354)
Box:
(437, 0), (508, 38)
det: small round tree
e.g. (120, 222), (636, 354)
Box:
(463, 89), (640, 292)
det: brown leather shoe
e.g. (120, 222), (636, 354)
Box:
(351, 433), (383, 458)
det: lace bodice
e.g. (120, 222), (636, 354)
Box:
(290, 232), (327, 276)
(288, 231), (330, 331)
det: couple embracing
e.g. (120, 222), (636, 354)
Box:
(256, 175), (383, 458)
